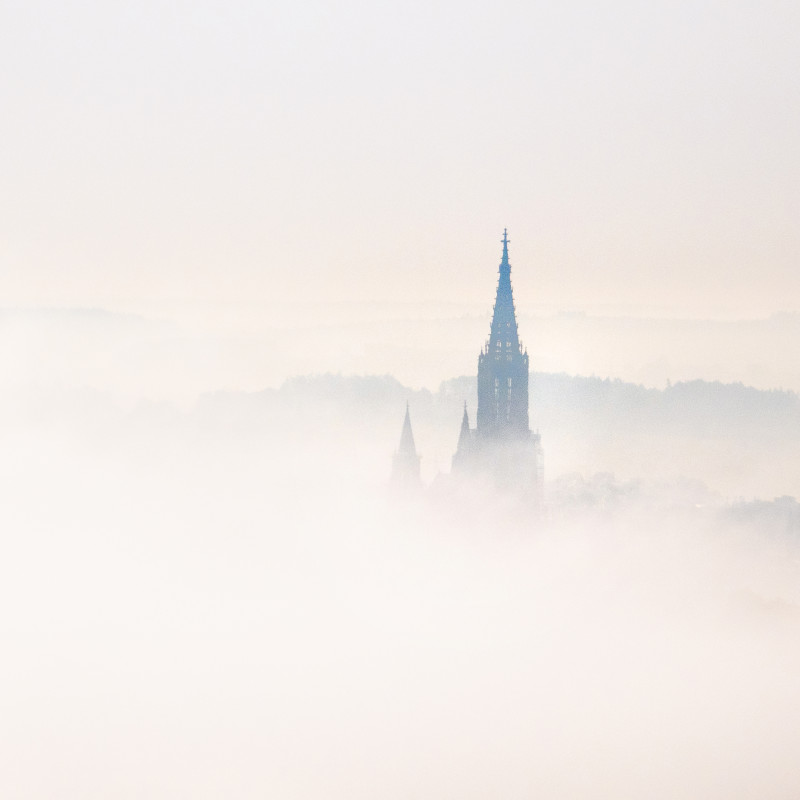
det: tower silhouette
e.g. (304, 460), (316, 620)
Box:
(453, 230), (543, 495)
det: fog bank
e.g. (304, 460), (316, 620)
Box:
(2, 385), (799, 798)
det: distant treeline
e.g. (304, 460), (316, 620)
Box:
(204, 371), (800, 443)
(194, 372), (800, 498)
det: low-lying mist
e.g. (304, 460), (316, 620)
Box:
(2, 382), (800, 799)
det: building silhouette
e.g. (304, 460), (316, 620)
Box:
(391, 402), (421, 487)
(452, 230), (543, 496)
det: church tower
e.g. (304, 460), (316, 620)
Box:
(453, 230), (543, 496)
(477, 229), (530, 436)
(392, 403), (421, 487)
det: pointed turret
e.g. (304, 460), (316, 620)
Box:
(398, 402), (416, 456)
(457, 402), (470, 447)
(451, 401), (474, 472)
(392, 402), (421, 487)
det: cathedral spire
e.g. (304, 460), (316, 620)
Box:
(476, 229), (529, 436)
(452, 230), (543, 498)
(488, 227), (520, 352)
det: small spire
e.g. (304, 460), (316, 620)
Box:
(501, 228), (509, 265)
(392, 403), (421, 487)
(398, 402), (417, 456)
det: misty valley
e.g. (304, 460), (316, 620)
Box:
(3, 365), (800, 798)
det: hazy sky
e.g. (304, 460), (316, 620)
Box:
(2, 0), (799, 317)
